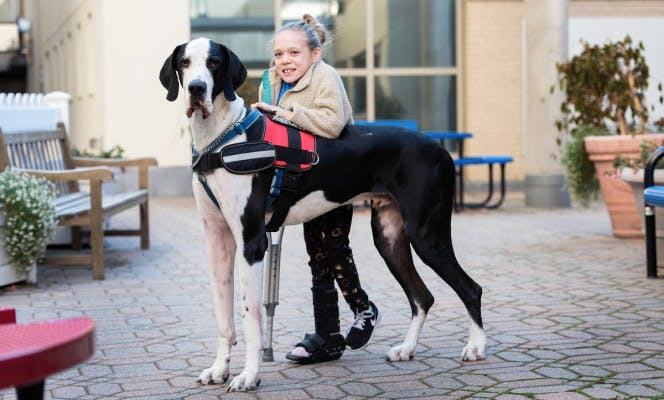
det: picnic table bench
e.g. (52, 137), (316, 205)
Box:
(0, 123), (157, 279)
(354, 119), (513, 210)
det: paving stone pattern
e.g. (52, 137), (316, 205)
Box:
(1, 196), (663, 399)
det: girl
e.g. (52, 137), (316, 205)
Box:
(252, 14), (379, 364)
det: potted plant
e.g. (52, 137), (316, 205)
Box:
(0, 170), (57, 286)
(554, 35), (664, 237)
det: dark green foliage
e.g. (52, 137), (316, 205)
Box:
(554, 36), (662, 135)
(561, 126), (611, 206)
(73, 145), (125, 159)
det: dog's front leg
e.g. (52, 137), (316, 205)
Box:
(215, 173), (268, 392)
(227, 243), (266, 392)
(194, 189), (237, 386)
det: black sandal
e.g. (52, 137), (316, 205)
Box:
(285, 333), (345, 364)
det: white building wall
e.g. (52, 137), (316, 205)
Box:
(29, 0), (190, 167)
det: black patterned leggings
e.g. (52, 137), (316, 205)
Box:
(303, 205), (369, 314)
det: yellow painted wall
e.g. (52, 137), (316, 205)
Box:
(463, 0), (524, 182)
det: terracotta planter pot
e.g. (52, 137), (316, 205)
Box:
(622, 168), (664, 266)
(584, 134), (664, 238)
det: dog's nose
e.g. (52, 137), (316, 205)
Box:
(188, 80), (207, 97)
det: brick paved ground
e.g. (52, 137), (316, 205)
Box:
(1, 195), (663, 399)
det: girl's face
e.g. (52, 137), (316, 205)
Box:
(273, 30), (321, 84)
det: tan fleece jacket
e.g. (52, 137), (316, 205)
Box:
(259, 60), (353, 139)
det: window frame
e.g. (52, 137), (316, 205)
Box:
(226, 0), (463, 129)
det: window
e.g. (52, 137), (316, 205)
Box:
(191, 0), (460, 129)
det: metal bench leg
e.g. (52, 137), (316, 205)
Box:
(263, 226), (284, 361)
(645, 205), (658, 278)
(140, 201), (150, 249)
(457, 165), (467, 211)
(463, 164), (496, 209)
(72, 227), (82, 250)
(90, 181), (105, 280)
(486, 164), (508, 209)
(16, 380), (44, 400)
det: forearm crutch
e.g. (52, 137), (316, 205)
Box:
(262, 226), (285, 361)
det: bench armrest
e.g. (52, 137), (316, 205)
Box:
(13, 167), (114, 182)
(72, 157), (158, 169)
(72, 157), (158, 190)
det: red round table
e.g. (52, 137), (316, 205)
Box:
(0, 317), (95, 400)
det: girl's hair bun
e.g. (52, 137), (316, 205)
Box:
(302, 13), (326, 45)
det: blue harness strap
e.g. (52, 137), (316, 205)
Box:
(197, 174), (221, 210)
(266, 168), (284, 208)
(261, 70), (286, 212)
(262, 70), (272, 103)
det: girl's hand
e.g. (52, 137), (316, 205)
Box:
(250, 102), (283, 117)
(251, 101), (281, 114)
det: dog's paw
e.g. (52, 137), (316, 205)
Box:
(197, 364), (230, 385)
(227, 369), (261, 392)
(461, 342), (486, 361)
(385, 344), (415, 361)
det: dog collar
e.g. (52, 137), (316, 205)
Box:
(192, 108), (262, 159)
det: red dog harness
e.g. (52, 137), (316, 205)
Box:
(261, 115), (317, 231)
(263, 116), (316, 170)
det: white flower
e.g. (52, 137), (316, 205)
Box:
(0, 170), (56, 273)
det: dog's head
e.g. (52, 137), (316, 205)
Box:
(159, 38), (247, 119)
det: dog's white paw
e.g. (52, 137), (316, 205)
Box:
(197, 363), (230, 385)
(461, 342), (486, 361)
(227, 369), (261, 392)
(385, 344), (415, 361)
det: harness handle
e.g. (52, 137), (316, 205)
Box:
(262, 70), (272, 104)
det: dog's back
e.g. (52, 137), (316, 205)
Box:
(295, 124), (456, 207)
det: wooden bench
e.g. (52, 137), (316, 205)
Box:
(0, 123), (157, 279)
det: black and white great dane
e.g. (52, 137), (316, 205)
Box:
(160, 38), (486, 392)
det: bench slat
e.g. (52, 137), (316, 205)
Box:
(454, 156), (513, 166)
(54, 190), (149, 219)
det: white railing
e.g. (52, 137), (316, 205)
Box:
(0, 91), (70, 133)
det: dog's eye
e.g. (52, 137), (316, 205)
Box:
(207, 57), (221, 69)
(180, 58), (191, 68)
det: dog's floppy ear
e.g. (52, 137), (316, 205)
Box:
(213, 42), (247, 102)
(159, 44), (186, 102)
